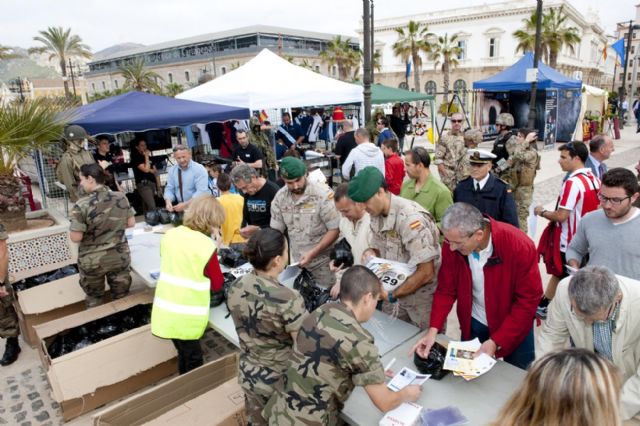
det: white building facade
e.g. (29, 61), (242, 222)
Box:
(363, 0), (613, 103)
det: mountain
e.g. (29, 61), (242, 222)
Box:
(93, 43), (146, 60)
(0, 47), (59, 82)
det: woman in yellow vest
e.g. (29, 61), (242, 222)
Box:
(227, 228), (306, 425)
(151, 194), (225, 374)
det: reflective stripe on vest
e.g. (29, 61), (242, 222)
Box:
(151, 226), (215, 340)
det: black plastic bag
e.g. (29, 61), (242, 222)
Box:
(145, 210), (161, 226)
(218, 248), (248, 268)
(158, 208), (172, 224)
(330, 238), (354, 268)
(293, 268), (330, 312)
(210, 273), (237, 307)
(413, 341), (450, 380)
(170, 211), (183, 226)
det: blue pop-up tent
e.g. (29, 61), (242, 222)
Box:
(70, 91), (250, 135)
(473, 52), (581, 91)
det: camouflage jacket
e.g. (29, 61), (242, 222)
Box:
(69, 186), (135, 256)
(434, 132), (466, 190)
(264, 302), (386, 425)
(227, 271), (306, 399)
(250, 130), (277, 170)
(509, 145), (540, 188)
(56, 143), (96, 202)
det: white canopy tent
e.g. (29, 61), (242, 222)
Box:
(573, 84), (608, 141)
(176, 48), (364, 111)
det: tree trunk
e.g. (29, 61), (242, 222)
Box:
(60, 58), (70, 98)
(443, 61), (450, 104)
(0, 174), (27, 232)
(412, 51), (421, 92)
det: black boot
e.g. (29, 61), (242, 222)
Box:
(0, 337), (21, 366)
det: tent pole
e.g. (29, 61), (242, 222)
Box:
(527, 0), (543, 129)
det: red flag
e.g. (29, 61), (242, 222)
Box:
(259, 110), (268, 123)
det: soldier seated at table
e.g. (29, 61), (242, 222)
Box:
(263, 266), (421, 425)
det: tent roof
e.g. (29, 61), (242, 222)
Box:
(368, 83), (435, 104)
(176, 49), (364, 110)
(70, 91), (250, 135)
(473, 52), (582, 91)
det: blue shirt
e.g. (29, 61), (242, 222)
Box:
(376, 128), (394, 146)
(163, 160), (209, 203)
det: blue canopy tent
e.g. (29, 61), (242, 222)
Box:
(70, 91), (250, 135)
(473, 53), (581, 142)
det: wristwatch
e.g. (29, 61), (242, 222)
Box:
(387, 292), (397, 303)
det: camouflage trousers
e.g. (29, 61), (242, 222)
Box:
(514, 186), (533, 234)
(0, 284), (19, 339)
(239, 358), (283, 426)
(78, 245), (132, 301)
(304, 254), (335, 290)
(440, 171), (457, 193)
(381, 282), (436, 330)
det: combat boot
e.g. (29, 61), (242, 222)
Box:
(0, 337), (21, 366)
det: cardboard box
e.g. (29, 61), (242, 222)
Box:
(34, 291), (178, 421)
(15, 274), (87, 348)
(93, 353), (245, 426)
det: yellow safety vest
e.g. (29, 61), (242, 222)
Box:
(151, 225), (215, 340)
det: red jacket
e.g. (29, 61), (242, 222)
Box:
(385, 153), (405, 195)
(430, 218), (542, 358)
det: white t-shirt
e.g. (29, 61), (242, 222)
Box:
(338, 213), (371, 265)
(468, 235), (493, 325)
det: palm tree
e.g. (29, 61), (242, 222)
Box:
(0, 45), (21, 60)
(392, 21), (433, 92)
(513, 6), (581, 68)
(0, 98), (75, 231)
(164, 83), (184, 98)
(319, 36), (360, 81)
(428, 33), (462, 103)
(28, 27), (92, 98)
(118, 58), (162, 92)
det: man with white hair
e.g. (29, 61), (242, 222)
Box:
(537, 266), (640, 421)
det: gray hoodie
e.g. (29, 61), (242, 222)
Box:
(341, 142), (385, 180)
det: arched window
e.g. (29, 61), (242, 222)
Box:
(424, 80), (437, 95)
(398, 82), (409, 90)
(453, 79), (467, 105)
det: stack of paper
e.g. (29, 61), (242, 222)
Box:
(387, 367), (430, 392)
(379, 402), (423, 426)
(443, 339), (497, 381)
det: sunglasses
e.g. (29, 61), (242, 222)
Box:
(451, 119), (463, 123)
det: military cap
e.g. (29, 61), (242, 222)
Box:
(348, 166), (384, 202)
(280, 157), (307, 179)
(63, 125), (91, 141)
(468, 149), (496, 164)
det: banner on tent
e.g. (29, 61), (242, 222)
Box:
(543, 89), (558, 150)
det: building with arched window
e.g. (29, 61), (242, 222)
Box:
(360, 0), (613, 99)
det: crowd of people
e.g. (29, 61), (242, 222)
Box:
(1, 108), (639, 425)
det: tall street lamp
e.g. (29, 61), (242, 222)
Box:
(527, 0), (543, 130)
(363, 0), (372, 123)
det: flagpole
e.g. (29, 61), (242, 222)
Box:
(612, 61), (618, 94)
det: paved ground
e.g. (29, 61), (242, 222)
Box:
(1, 127), (638, 425)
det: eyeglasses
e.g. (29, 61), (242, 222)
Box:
(451, 119), (463, 123)
(598, 194), (631, 205)
(571, 301), (616, 324)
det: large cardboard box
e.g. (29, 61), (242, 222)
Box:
(34, 291), (178, 421)
(93, 353), (245, 426)
(15, 274), (87, 348)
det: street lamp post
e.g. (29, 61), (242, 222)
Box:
(619, 21), (640, 128)
(68, 58), (77, 97)
(363, 0), (372, 123)
(527, 0), (543, 130)
(370, 0), (375, 84)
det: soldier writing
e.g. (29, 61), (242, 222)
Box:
(56, 125), (97, 202)
(263, 266), (421, 425)
(434, 112), (466, 192)
(69, 164), (136, 307)
(227, 228), (306, 425)
(349, 167), (441, 330)
(270, 157), (340, 289)
(0, 222), (21, 366)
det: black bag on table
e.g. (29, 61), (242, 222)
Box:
(293, 268), (330, 312)
(413, 341), (450, 380)
(330, 238), (354, 268)
(218, 248), (248, 268)
(210, 272), (238, 307)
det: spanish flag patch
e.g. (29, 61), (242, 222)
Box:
(409, 220), (422, 230)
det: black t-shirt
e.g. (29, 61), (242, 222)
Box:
(242, 180), (280, 228)
(94, 152), (119, 191)
(130, 151), (156, 184)
(334, 131), (357, 160)
(390, 115), (409, 138)
(233, 143), (263, 165)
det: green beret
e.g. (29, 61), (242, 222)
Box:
(348, 166), (384, 202)
(280, 157), (307, 179)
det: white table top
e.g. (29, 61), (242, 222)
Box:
(340, 334), (527, 426)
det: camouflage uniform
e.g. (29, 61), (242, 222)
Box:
(270, 181), (340, 289)
(227, 271), (306, 425)
(249, 118), (277, 176)
(56, 141), (97, 202)
(0, 224), (18, 339)
(70, 186), (135, 305)
(263, 302), (386, 425)
(369, 195), (441, 330)
(509, 143), (540, 233)
(434, 132), (466, 192)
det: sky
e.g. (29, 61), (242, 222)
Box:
(0, 0), (636, 52)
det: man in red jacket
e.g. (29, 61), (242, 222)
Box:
(381, 138), (405, 195)
(411, 202), (542, 369)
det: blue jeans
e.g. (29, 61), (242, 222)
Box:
(470, 317), (534, 370)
